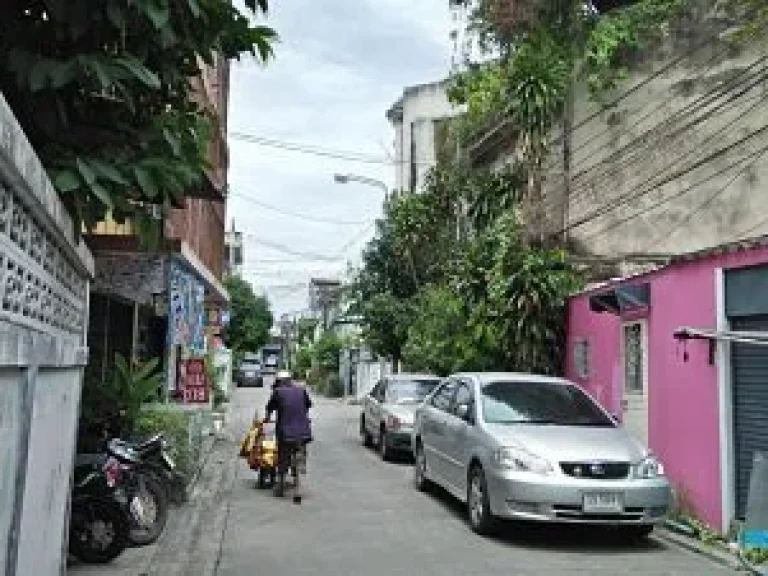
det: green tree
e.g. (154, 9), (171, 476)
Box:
(403, 286), (474, 376)
(0, 0), (277, 235)
(222, 276), (272, 354)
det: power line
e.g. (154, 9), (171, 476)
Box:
(228, 191), (374, 226)
(566, 39), (738, 171)
(582, 137), (768, 243)
(543, 59), (768, 217)
(565, 54), (768, 202)
(245, 235), (341, 261)
(556, 33), (722, 148)
(641, 137), (768, 251)
(229, 132), (436, 166)
(556, 119), (768, 236)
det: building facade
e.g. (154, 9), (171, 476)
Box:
(566, 236), (768, 531)
(84, 56), (231, 399)
(467, 4), (768, 260)
(386, 80), (461, 193)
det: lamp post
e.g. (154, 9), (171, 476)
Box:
(333, 173), (390, 200)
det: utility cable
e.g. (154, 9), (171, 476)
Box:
(582, 136), (768, 243)
(556, 120), (768, 236)
(567, 39), (742, 170)
(228, 191), (374, 226)
(565, 78), (768, 213)
(543, 60), (768, 216)
(566, 54), (768, 200)
(641, 145), (768, 251)
(229, 132), (435, 166)
(553, 33), (724, 148)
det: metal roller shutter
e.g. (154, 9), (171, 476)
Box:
(731, 315), (768, 519)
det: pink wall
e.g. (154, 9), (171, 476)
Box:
(566, 246), (768, 528)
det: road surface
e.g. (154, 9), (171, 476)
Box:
(216, 387), (733, 576)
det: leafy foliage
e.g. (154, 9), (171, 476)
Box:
(449, 0), (687, 164)
(351, 162), (581, 376)
(79, 354), (163, 440)
(0, 0), (277, 233)
(314, 331), (342, 373)
(222, 276), (273, 355)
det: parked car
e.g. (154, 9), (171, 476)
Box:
(237, 355), (263, 387)
(411, 373), (671, 538)
(360, 374), (441, 460)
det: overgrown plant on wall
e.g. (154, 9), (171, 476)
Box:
(0, 0), (276, 237)
(449, 0), (689, 212)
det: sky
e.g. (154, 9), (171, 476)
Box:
(226, 0), (453, 319)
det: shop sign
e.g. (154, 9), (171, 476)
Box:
(180, 357), (209, 404)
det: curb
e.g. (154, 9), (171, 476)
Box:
(182, 433), (221, 502)
(654, 528), (740, 571)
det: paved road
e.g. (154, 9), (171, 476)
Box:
(217, 388), (733, 576)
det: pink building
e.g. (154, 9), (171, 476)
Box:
(566, 236), (768, 531)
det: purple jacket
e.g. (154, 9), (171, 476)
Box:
(265, 384), (312, 442)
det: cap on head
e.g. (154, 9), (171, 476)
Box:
(276, 370), (291, 379)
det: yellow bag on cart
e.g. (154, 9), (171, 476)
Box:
(239, 426), (260, 459)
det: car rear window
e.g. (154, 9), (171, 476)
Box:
(480, 380), (614, 427)
(385, 380), (440, 404)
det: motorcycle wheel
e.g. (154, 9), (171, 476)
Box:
(69, 498), (129, 564)
(128, 473), (169, 546)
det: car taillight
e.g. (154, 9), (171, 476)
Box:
(102, 457), (121, 488)
(387, 415), (401, 430)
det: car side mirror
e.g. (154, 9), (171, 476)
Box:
(456, 403), (474, 424)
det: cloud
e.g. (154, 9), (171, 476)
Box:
(227, 0), (451, 316)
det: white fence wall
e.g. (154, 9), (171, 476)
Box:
(0, 92), (93, 576)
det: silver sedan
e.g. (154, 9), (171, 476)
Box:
(411, 373), (671, 538)
(360, 374), (441, 460)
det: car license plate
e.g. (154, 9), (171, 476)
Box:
(246, 371), (255, 378)
(583, 492), (623, 513)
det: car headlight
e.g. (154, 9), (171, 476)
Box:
(493, 447), (554, 476)
(634, 455), (665, 479)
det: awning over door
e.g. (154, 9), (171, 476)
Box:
(589, 282), (650, 315)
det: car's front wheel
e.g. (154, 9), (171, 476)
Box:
(467, 465), (496, 535)
(414, 441), (431, 492)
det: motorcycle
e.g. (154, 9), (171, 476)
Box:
(68, 455), (131, 564)
(105, 434), (172, 546)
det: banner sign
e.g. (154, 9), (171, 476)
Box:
(180, 357), (209, 404)
(168, 260), (205, 352)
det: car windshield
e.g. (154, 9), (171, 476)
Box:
(480, 380), (614, 427)
(385, 380), (439, 404)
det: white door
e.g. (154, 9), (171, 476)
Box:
(621, 321), (649, 445)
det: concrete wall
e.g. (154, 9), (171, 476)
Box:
(0, 91), (93, 575)
(565, 244), (768, 530)
(548, 7), (768, 255)
(387, 81), (461, 192)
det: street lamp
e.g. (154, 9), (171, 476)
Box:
(333, 173), (390, 200)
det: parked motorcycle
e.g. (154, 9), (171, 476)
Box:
(105, 435), (172, 546)
(68, 455), (131, 564)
